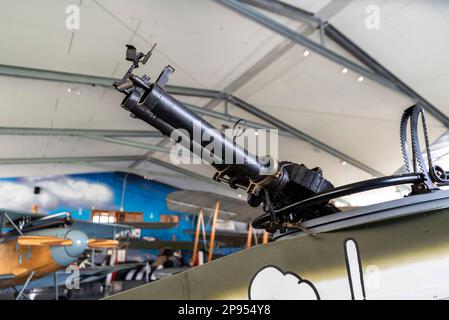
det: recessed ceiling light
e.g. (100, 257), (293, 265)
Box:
(357, 76), (364, 82)
(238, 194), (242, 198)
(254, 131), (258, 136)
(67, 88), (72, 93)
(341, 161), (347, 166)
(342, 68), (348, 74)
(303, 50), (310, 57)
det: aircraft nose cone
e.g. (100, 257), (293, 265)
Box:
(64, 229), (88, 258)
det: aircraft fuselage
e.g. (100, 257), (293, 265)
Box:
(0, 228), (88, 288)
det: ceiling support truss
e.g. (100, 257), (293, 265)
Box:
(0, 63), (382, 176)
(215, 0), (449, 128)
(0, 154), (229, 190)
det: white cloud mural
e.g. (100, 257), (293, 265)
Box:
(0, 176), (113, 212)
(249, 266), (320, 300)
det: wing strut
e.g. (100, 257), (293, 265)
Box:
(3, 212), (23, 235)
(15, 271), (35, 300)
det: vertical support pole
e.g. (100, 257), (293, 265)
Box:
(200, 213), (207, 251)
(105, 248), (116, 288)
(208, 200), (220, 262)
(31, 204), (39, 214)
(224, 101), (229, 115)
(262, 231), (269, 244)
(319, 21), (325, 46)
(0, 213), (4, 234)
(191, 208), (203, 266)
(120, 173), (129, 212)
(246, 223), (253, 248)
(145, 261), (150, 283)
(53, 272), (59, 300)
(253, 227), (259, 245)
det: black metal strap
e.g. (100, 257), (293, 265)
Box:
(252, 173), (423, 230)
(399, 104), (437, 190)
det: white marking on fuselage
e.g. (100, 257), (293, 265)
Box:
(345, 239), (365, 300)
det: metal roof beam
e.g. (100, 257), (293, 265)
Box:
(0, 62), (382, 175)
(142, 156), (216, 185)
(323, 24), (449, 127)
(141, 154), (235, 192)
(74, 162), (191, 180)
(0, 126), (162, 138)
(0, 155), (146, 165)
(79, 135), (171, 153)
(215, 0), (401, 93)
(239, 0), (322, 26)
(0, 154), (227, 187)
(185, 103), (293, 138)
(0, 64), (223, 100)
(0, 154), (229, 189)
(227, 96), (383, 176)
(235, 0), (449, 127)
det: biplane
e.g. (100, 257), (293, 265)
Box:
(0, 208), (131, 299)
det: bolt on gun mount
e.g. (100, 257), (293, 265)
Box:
(113, 45), (336, 233)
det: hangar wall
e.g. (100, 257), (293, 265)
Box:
(0, 172), (193, 241)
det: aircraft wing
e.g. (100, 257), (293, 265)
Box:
(0, 208), (133, 238)
(0, 274), (15, 281)
(183, 229), (266, 247)
(75, 263), (143, 277)
(166, 190), (264, 223)
(71, 220), (133, 239)
(153, 267), (189, 280)
(0, 208), (47, 222)
(122, 222), (178, 229)
(16, 263), (143, 290)
(122, 239), (193, 250)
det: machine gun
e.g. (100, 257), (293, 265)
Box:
(113, 45), (449, 234)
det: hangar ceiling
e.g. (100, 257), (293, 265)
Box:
(0, 0), (448, 205)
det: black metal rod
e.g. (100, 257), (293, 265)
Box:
(275, 173), (423, 214)
(252, 173), (423, 228)
(121, 89), (224, 168)
(136, 83), (265, 179)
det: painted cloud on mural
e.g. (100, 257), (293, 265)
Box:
(0, 176), (113, 212)
(249, 266), (320, 300)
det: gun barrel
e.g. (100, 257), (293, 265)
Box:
(113, 52), (335, 230)
(121, 80), (270, 179)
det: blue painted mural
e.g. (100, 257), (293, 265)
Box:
(0, 172), (193, 241)
(0, 172), (244, 258)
